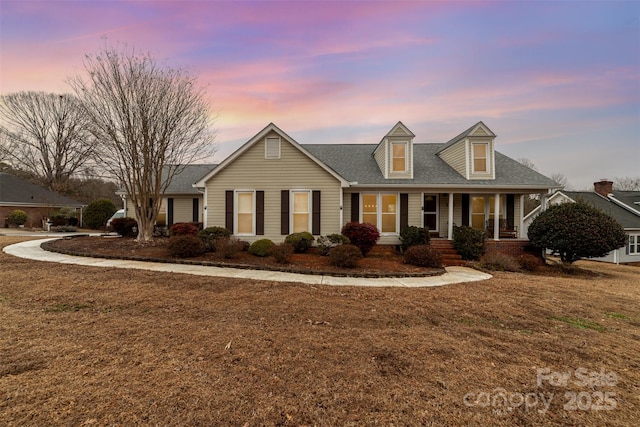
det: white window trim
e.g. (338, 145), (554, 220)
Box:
(265, 136), (281, 159)
(471, 142), (489, 174)
(390, 141), (409, 174)
(361, 192), (399, 235)
(630, 234), (640, 255)
(234, 190), (256, 236)
(469, 195), (506, 229)
(422, 193), (439, 232)
(290, 189), (312, 234)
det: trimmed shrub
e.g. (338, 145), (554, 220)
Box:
(50, 207), (78, 226)
(51, 225), (78, 233)
(249, 239), (275, 257)
(317, 234), (350, 256)
(329, 244), (363, 268)
(528, 200), (627, 264)
(214, 237), (244, 259)
(83, 199), (116, 229)
(479, 253), (520, 272)
(453, 225), (486, 260)
(271, 242), (294, 264)
(399, 226), (430, 252)
(341, 222), (380, 256)
(517, 254), (544, 272)
(8, 209), (28, 226)
(169, 222), (200, 236)
(403, 244), (442, 268)
(167, 235), (205, 258)
(284, 231), (315, 253)
(197, 226), (232, 252)
(110, 217), (138, 237)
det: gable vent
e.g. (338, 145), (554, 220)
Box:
(265, 136), (281, 159)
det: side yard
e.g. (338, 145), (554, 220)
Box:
(1, 236), (639, 426)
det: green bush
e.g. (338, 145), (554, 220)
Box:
(8, 209), (28, 226)
(284, 231), (315, 253)
(479, 253), (520, 272)
(399, 226), (430, 252)
(197, 226), (232, 251)
(271, 242), (294, 264)
(167, 235), (205, 258)
(316, 234), (350, 256)
(249, 239), (275, 257)
(528, 200), (627, 264)
(341, 222), (380, 256)
(214, 237), (244, 259)
(83, 199), (116, 229)
(403, 244), (442, 268)
(110, 217), (138, 237)
(329, 244), (363, 268)
(50, 207), (78, 226)
(453, 225), (486, 260)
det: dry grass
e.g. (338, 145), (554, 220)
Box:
(1, 236), (639, 426)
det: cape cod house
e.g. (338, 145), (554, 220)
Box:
(193, 121), (560, 253)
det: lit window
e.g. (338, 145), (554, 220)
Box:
(361, 193), (398, 234)
(292, 191), (310, 233)
(392, 142), (407, 172)
(236, 191), (254, 235)
(265, 136), (281, 159)
(473, 143), (488, 173)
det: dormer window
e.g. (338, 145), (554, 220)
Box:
(265, 136), (281, 159)
(391, 142), (407, 173)
(472, 143), (488, 173)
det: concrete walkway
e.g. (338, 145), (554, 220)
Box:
(2, 235), (492, 287)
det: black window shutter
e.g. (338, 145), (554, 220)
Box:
(312, 190), (321, 235)
(462, 194), (469, 226)
(281, 190), (289, 235)
(400, 193), (409, 231)
(225, 190), (233, 232)
(506, 194), (515, 229)
(167, 198), (174, 226)
(192, 198), (199, 223)
(256, 191), (265, 235)
(351, 193), (359, 223)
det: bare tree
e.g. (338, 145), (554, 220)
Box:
(0, 92), (95, 193)
(550, 173), (572, 191)
(69, 44), (215, 242)
(614, 176), (640, 191)
(516, 157), (538, 171)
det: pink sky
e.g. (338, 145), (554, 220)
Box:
(1, 0), (638, 190)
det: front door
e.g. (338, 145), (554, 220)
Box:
(423, 194), (438, 231)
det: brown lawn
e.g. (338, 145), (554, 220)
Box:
(1, 235), (639, 426)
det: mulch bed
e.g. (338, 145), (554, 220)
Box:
(43, 235), (444, 278)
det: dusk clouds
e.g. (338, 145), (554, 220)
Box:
(1, 1), (638, 189)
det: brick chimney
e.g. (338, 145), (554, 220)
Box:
(594, 179), (613, 197)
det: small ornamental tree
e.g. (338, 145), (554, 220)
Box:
(8, 209), (28, 226)
(528, 201), (627, 264)
(341, 222), (380, 256)
(83, 199), (117, 229)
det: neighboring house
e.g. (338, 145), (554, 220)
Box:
(193, 122), (559, 250)
(523, 180), (640, 264)
(0, 172), (84, 228)
(120, 164), (216, 226)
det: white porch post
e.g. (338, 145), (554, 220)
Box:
(447, 192), (454, 240)
(519, 194), (525, 238)
(493, 193), (500, 241)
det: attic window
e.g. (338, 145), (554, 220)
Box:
(472, 143), (488, 173)
(391, 142), (407, 173)
(265, 136), (281, 159)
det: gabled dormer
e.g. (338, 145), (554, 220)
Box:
(436, 121), (496, 180)
(373, 121), (415, 179)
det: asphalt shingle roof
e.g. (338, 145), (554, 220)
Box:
(302, 143), (559, 188)
(162, 164), (217, 194)
(0, 172), (84, 206)
(562, 191), (640, 229)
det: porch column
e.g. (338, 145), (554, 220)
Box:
(519, 194), (525, 238)
(447, 192), (454, 240)
(493, 193), (500, 241)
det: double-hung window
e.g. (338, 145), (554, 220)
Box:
(472, 143), (488, 173)
(391, 142), (407, 173)
(629, 234), (640, 255)
(291, 190), (311, 233)
(361, 193), (398, 234)
(236, 191), (255, 235)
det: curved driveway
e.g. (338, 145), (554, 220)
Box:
(3, 237), (492, 287)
